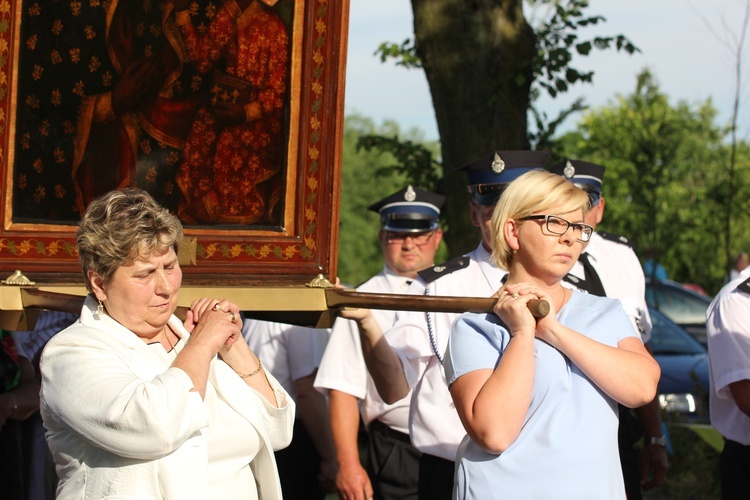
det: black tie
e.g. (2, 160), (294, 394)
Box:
(578, 252), (606, 297)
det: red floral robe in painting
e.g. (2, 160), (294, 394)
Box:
(176, 1), (289, 225)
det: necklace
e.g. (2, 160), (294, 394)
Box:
(556, 286), (568, 311)
(163, 327), (176, 352)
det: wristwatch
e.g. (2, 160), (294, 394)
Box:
(647, 436), (667, 447)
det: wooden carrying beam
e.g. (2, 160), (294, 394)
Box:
(12, 286), (549, 329)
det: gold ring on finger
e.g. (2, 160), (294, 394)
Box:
(512, 292), (519, 299)
(229, 312), (236, 323)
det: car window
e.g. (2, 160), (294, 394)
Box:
(645, 281), (711, 325)
(648, 307), (706, 355)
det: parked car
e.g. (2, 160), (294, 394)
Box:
(648, 306), (710, 422)
(645, 279), (712, 345)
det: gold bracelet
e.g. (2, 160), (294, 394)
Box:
(236, 356), (263, 379)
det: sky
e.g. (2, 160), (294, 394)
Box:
(343, 0), (750, 142)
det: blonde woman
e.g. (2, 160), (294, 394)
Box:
(445, 171), (660, 499)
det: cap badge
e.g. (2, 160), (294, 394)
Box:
(563, 161), (575, 179)
(491, 153), (505, 174)
(404, 185), (416, 202)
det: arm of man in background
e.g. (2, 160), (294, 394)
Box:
(635, 378), (669, 490)
(328, 390), (372, 500)
(293, 371), (338, 494)
(729, 380), (750, 416)
(338, 307), (410, 404)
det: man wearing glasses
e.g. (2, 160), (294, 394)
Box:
(314, 185), (444, 500)
(549, 159), (669, 500)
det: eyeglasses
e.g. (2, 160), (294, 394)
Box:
(518, 214), (594, 242)
(385, 230), (436, 246)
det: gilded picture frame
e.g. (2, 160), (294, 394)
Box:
(0, 0), (346, 286)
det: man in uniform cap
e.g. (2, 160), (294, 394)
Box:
(706, 264), (750, 498)
(314, 185), (444, 500)
(368, 185), (445, 235)
(345, 151), (548, 500)
(549, 159), (668, 499)
(460, 150), (551, 205)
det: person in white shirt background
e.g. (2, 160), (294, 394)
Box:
(242, 319), (337, 499)
(314, 185), (444, 500)
(548, 159), (668, 499)
(706, 266), (750, 499)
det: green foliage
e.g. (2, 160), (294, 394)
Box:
(528, 0), (640, 147)
(532, 0), (639, 99)
(374, 38), (421, 69)
(646, 421), (721, 499)
(553, 70), (750, 295)
(355, 135), (442, 193)
(529, 96), (586, 150)
(337, 114), (447, 286)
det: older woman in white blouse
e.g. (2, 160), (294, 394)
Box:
(40, 188), (294, 499)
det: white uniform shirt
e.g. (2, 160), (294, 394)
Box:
(387, 243), (506, 461)
(565, 231), (652, 343)
(13, 310), (78, 363)
(242, 320), (330, 402)
(706, 267), (750, 445)
(314, 266), (413, 433)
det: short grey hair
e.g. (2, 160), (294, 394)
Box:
(77, 188), (184, 291)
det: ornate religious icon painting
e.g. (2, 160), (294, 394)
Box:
(0, 0), (347, 285)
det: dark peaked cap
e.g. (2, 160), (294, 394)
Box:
(456, 150), (549, 205)
(367, 185), (445, 232)
(548, 159), (605, 192)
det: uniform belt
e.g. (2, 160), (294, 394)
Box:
(369, 419), (411, 445)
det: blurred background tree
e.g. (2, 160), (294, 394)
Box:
(552, 69), (750, 295)
(361, 0), (637, 256)
(340, 0), (750, 296)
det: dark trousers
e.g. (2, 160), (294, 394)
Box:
(0, 420), (24, 500)
(620, 443), (641, 500)
(274, 420), (325, 500)
(367, 420), (421, 500)
(418, 453), (454, 500)
(618, 406), (643, 500)
(720, 439), (750, 500)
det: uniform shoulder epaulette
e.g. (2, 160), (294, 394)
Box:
(418, 255), (471, 284)
(598, 231), (632, 248)
(736, 276), (750, 295)
(562, 273), (584, 288)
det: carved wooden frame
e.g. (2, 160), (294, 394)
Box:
(0, 0), (347, 286)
